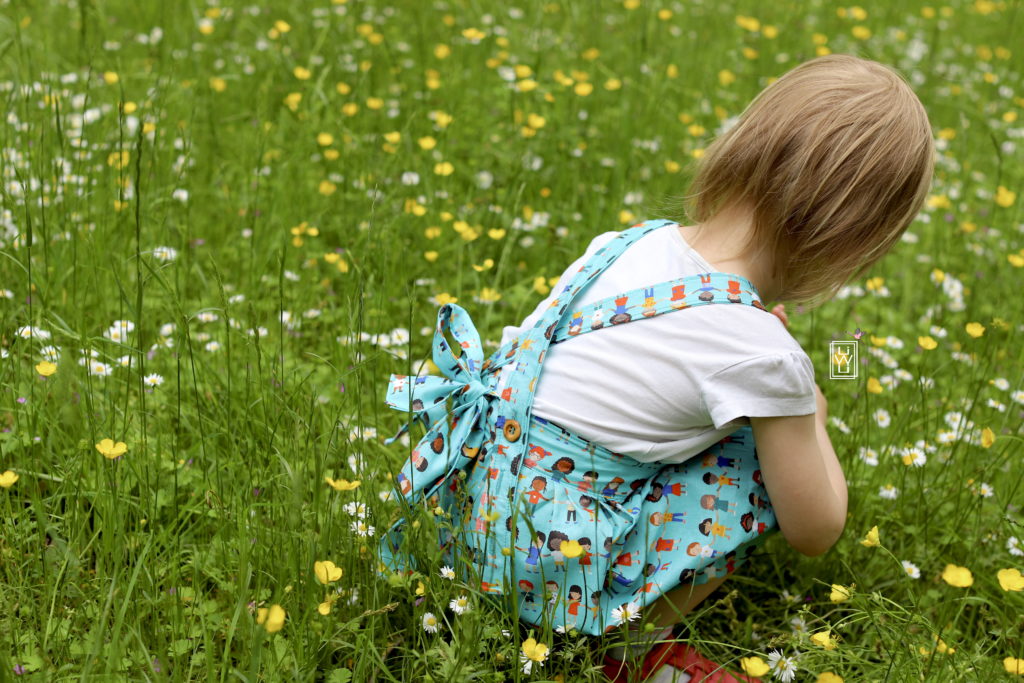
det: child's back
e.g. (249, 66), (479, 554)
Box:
(500, 223), (817, 465)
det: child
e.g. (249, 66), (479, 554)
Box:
(380, 54), (934, 682)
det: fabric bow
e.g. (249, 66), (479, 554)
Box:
(383, 304), (499, 457)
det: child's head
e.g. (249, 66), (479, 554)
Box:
(669, 54), (935, 309)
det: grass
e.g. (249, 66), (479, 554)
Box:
(0, 0), (1022, 680)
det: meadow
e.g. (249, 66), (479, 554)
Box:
(0, 0), (1022, 680)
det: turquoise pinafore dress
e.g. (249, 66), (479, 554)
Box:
(379, 219), (779, 636)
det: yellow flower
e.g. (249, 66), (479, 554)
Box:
(997, 568), (1024, 592)
(317, 600), (332, 615)
(810, 630), (837, 650)
(521, 637), (549, 664)
(981, 427), (996, 448)
(829, 584), (851, 602)
(739, 657), (770, 677)
(256, 604), (286, 633)
(432, 293), (458, 306)
(918, 335), (937, 350)
(424, 251), (439, 263)
(103, 71), (119, 85)
(965, 322), (985, 338)
(35, 361), (57, 376)
(472, 259), (494, 272)
(560, 540), (583, 558)
(995, 185), (1016, 208)
(941, 564), (973, 588)
(533, 277), (551, 296)
(418, 136), (437, 150)
(866, 377), (883, 394)
(0, 470), (19, 488)
(851, 25), (871, 39)
(415, 581), (425, 597)
(314, 560), (343, 584)
(487, 229), (506, 240)
(1005, 656), (1024, 675)
(324, 477), (361, 491)
(95, 438), (128, 459)
(816, 673), (844, 683)
(294, 66), (311, 80)
(860, 525), (880, 547)
(317, 132), (334, 146)
(434, 161), (454, 176)
(209, 77), (227, 92)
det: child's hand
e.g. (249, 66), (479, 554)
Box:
(771, 303), (790, 328)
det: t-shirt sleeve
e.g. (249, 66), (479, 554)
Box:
(498, 231), (620, 346)
(700, 351), (817, 429)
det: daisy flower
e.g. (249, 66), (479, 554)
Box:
(900, 447), (926, 467)
(901, 561), (921, 579)
(857, 447), (879, 466)
(873, 409), (891, 428)
(89, 361), (113, 377)
(610, 601), (641, 625)
(350, 521), (375, 537)
(879, 484), (899, 500)
(40, 345), (60, 361)
(422, 612), (439, 633)
(449, 595), (471, 615)
(977, 482), (994, 497)
(766, 649), (798, 682)
(342, 502), (367, 518)
(144, 373), (164, 387)
(1008, 536), (1023, 557)
(439, 566), (455, 580)
(204, 341), (221, 352)
(789, 616), (807, 634)
(991, 377), (1010, 391)
(152, 246), (178, 261)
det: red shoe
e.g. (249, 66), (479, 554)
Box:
(603, 640), (761, 683)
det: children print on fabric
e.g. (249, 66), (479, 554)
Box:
(379, 219), (779, 636)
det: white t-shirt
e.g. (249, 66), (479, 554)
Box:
(497, 224), (817, 464)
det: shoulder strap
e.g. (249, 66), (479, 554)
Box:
(550, 271), (769, 344)
(483, 219), (679, 371)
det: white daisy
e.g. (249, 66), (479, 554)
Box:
(828, 416), (851, 435)
(196, 311), (218, 323)
(766, 649), (798, 682)
(204, 341), (221, 352)
(985, 398), (1006, 413)
(610, 601), (641, 625)
(89, 361), (113, 377)
(439, 566), (455, 580)
(900, 447), (926, 467)
(117, 355), (134, 368)
(879, 484), (899, 500)
(152, 246), (178, 262)
(1011, 390), (1024, 406)
(16, 326), (51, 340)
(901, 560), (921, 579)
(40, 345), (60, 361)
(228, 294), (245, 304)
(159, 323), (176, 337)
(858, 447), (879, 466)
(350, 521), (375, 537)
(342, 502), (367, 518)
(991, 377), (1010, 391)
(873, 409), (891, 428)
(421, 612), (439, 633)
(449, 595), (471, 615)
(1008, 536), (1023, 557)
(789, 616), (807, 634)
(143, 373), (164, 387)
(977, 482), (994, 498)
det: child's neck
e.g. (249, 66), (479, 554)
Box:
(677, 203), (778, 302)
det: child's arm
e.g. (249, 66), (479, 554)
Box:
(750, 408), (847, 557)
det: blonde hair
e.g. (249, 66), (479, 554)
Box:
(662, 53), (935, 309)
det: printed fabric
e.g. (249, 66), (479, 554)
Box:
(378, 218), (780, 635)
